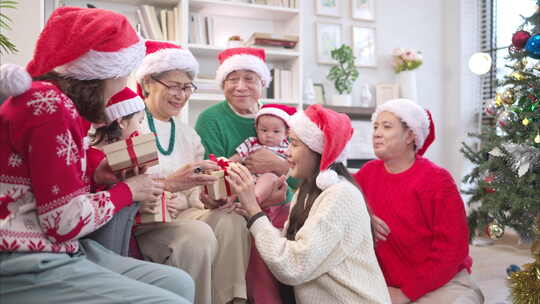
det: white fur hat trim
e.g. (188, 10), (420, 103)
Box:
(372, 98), (429, 152)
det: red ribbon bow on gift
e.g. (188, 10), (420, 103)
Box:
(125, 131), (141, 167)
(208, 154), (232, 196)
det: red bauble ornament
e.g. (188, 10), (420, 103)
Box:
(512, 30), (531, 49)
(483, 175), (496, 193)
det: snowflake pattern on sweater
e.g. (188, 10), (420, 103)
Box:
(0, 82), (132, 253)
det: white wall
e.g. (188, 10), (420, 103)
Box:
(304, 0), (445, 164)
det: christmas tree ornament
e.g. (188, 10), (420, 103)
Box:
(525, 34), (540, 59)
(502, 89), (515, 105)
(468, 52), (492, 75)
(535, 133), (540, 143)
(523, 118), (530, 126)
(512, 30), (531, 49)
(507, 264), (522, 276)
(497, 110), (518, 128)
(483, 174), (496, 193)
(503, 143), (540, 177)
(487, 221), (505, 240)
(495, 93), (504, 106)
(534, 62), (540, 70)
(531, 103), (538, 111)
(511, 72), (525, 80)
(484, 98), (501, 116)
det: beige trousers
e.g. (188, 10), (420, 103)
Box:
(135, 208), (250, 304)
(413, 270), (484, 304)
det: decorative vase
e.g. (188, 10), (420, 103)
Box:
(359, 84), (374, 107)
(397, 70), (418, 102)
(331, 94), (352, 107)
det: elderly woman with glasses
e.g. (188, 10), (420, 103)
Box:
(134, 41), (251, 304)
(195, 47), (295, 304)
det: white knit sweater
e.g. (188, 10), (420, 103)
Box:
(250, 180), (391, 304)
(141, 115), (204, 209)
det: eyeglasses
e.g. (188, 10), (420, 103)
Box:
(151, 75), (198, 95)
(224, 75), (261, 86)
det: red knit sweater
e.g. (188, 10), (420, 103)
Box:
(0, 81), (132, 253)
(353, 156), (471, 301)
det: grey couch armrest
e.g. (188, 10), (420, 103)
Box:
(85, 202), (140, 256)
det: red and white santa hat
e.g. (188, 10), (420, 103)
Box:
(215, 47), (272, 89)
(105, 87), (146, 122)
(0, 7), (145, 97)
(135, 40), (199, 83)
(256, 104), (297, 127)
(372, 98), (435, 155)
(289, 104), (354, 190)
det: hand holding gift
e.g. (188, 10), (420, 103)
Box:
(102, 133), (159, 178)
(203, 154), (234, 201)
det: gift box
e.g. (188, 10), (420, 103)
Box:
(102, 133), (159, 172)
(203, 155), (233, 201)
(136, 191), (172, 224)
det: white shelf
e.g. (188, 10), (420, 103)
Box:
(189, 0), (298, 20)
(68, 0), (180, 7)
(189, 43), (300, 61)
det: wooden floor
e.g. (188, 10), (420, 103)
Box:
(469, 233), (534, 304)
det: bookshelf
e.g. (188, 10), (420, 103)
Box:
(44, 0), (303, 126)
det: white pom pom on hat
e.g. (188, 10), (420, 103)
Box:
(288, 104), (354, 190)
(0, 64), (32, 97)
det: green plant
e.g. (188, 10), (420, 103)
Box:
(327, 44), (359, 95)
(0, 0), (18, 54)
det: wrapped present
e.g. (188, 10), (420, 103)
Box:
(204, 154), (233, 201)
(136, 191), (172, 224)
(102, 133), (159, 172)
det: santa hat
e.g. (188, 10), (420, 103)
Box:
(288, 104), (354, 190)
(0, 7), (145, 97)
(105, 87), (146, 122)
(215, 47), (271, 89)
(256, 104), (297, 127)
(135, 40), (199, 83)
(372, 98), (435, 155)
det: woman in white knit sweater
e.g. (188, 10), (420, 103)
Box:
(226, 104), (391, 304)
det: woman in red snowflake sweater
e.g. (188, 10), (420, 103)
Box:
(353, 99), (484, 304)
(0, 7), (194, 304)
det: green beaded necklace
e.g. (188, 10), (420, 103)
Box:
(145, 108), (175, 155)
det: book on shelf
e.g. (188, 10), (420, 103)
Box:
(160, 10), (168, 41)
(135, 4), (181, 42)
(246, 32), (299, 49)
(266, 68), (293, 101)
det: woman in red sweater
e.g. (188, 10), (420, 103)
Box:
(354, 99), (484, 304)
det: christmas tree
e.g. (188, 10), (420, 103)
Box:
(461, 2), (540, 301)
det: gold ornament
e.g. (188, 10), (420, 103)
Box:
(523, 118), (530, 126)
(522, 58), (528, 66)
(487, 221), (505, 240)
(495, 94), (503, 106)
(535, 133), (540, 144)
(502, 89), (515, 105)
(509, 262), (540, 304)
(511, 72), (525, 80)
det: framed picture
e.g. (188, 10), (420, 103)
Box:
(313, 83), (326, 104)
(316, 0), (340, 17)
(351, 0), (375, 21)
(375, 84), (399, 106)
(316, 22), (342, 64)
(352, 26), (376, 67)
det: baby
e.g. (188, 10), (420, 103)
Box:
(229, 104), (296, 204)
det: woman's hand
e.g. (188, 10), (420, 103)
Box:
(200, 192), (228, 209)
(124, 174), (164, 203)
(225, 163), (262, 217)
(372, 215), (391, 242)
(165, 160), (220, 192)
(259, 175), (288, 209)
(166, 192), (189, 218)
(94, 158), (119, 185)
(244, 148), (289, 176)
(388, 287), (410, 304)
